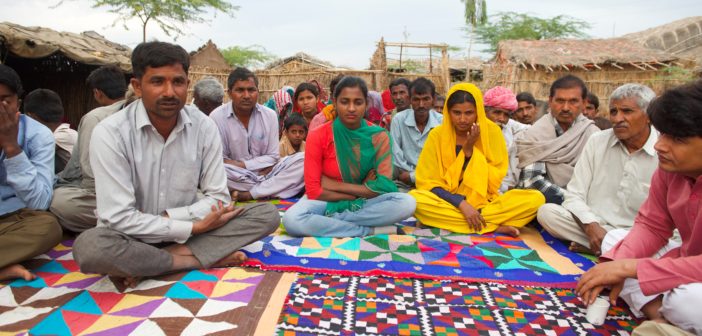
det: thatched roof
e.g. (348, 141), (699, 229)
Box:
(190, 40), (230, 70)
(264, 52), (337, 70)
(494, 38), (680, 71)
(0, 22), (131, 72)
(623, 16), (702, 71)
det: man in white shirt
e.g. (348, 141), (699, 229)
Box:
(23, 89), (77, 173)
(537, 84), (658, 255)
(72, 42), (279, 287)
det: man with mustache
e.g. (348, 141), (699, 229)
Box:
(515, 92), (538, 125)
(210, 67), (305, 202)
(390, 77), (443, 189)
(576, 81), (702, 335)
(379, 78), (411, 130)
(72, 42), (279, 288)
(537, 84), (658, 256)
(515, 75), (600, 205)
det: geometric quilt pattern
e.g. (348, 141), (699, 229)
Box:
(276, 273), (642, 336)
(0, 240), (284, 336)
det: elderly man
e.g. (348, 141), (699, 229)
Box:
(537, 84), (658, 255)
(515, 92), (538, 125)
(576, 81), (702, 335)
(516, 75), (600, 204)
(51, 65), (127, 232)
(72, 42), (279, 287)
(483, 86), (530, 193)
(0, 65), (61, 281)
(210, 67), (305, 202)
(390, 77), (443, 189)
(379, 78), (411, 130)
(193, 76), (224, 115)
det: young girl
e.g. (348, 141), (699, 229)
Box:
(293, 82), (320, 125)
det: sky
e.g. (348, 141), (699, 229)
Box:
(1, 0), (700, 69)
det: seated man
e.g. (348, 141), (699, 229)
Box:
(583, 92), (600, 119)
(516, 75), (600, 204)
(483, 86), (530, 193)
(192, 76), (224, 115)
(51, 65), (128, 232)
(210, 67), (304, 201)
(72, 42), (279, 287)
(514, 91), (538, 125)
(390, 77), (442, 189)
(379, 78), (411, 130)
(23, 89), (77, 173)
(538, 84), (658, 255)
(433, 94), (445, 114)
(576, 81), (702, 335)
(0, 65), (61, 281)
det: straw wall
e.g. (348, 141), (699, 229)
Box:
(187, 66), (231, 104)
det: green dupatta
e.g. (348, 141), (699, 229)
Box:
(325, 117), (398, 215)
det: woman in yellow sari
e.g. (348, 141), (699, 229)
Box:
(409, 83), (544, 236)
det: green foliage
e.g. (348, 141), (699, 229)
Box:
(461, 0), (487, 26)
(220, 45), (275, 68)
(655, 65), (696, 82)
(474, 12), (591, 53)
(63, 0), (239, 42)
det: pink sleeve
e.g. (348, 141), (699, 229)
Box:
(304, 126), (325, 200)
(637, 255), (702, 295)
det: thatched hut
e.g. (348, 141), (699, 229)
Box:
(370, 39), (451, 95)
(623, 16), (702, 74)
(483, 38), (693, 116)
(0, 22), (131, 127)
(188, 40), (231, 103)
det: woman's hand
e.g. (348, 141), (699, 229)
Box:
(462, 123), (480, 157)
(458, 200), (485, 232)
(363, 169), (377, 184)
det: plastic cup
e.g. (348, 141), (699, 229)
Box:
(585, 297), (610, 325)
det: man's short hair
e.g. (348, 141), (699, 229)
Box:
(586, 92), (600, 109)
(648, 80), (702, 138)
(24, 89), (64, 123)
(549, 75), (588, 99)
(389, 78), (411, 91)
(227, 67), (258, 91)
(0, 64), (23, 96)
(131, 41), (190, 79)
(193, 77), (224, 103)
(609, 83), (656, 112)
(409, 77), (436, 97)
(86, 65), (127, 100)
(516, 92), (536, 106)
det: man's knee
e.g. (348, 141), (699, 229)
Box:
(536, 204), (568, 232)
(601, 228), (629, 253)
(28, 212), (63, 252)
(661, 284), (702, 334)
(245, 202), (280, 235)
(50, 188), (96, 232)
(73, 228), (119, 274)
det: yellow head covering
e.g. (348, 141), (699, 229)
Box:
(415, 83), (508, 208)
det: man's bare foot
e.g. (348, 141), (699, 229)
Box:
(213, 251), (248, 268)
(230, 190), (239, 203)
(237, 191), (253, 202)
(569, 242), (596, 255)
(0, 264), (35, 281)
(641, 295), (664, 320)
(495, 226), (520, 237)
(122, 276), (142, 288)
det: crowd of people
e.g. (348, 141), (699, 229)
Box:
(0, 40), (700, 335)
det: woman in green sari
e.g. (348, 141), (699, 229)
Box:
(282, 77), (416, 237)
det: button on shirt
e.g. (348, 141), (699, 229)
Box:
(89, 101), (230, 244)
(209, 103), (280, 172)
(0, 115), (55, 215)
(390, 109), (442, 183)
(562, 127), (658, 229)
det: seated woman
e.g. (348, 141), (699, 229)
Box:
(409, 83), (545, 236)
(283, 76), (416, 237)
(293, 82), (321, 125)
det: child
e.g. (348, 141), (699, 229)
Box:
(279, 113), (307, 157)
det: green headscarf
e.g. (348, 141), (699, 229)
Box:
(325, 117), (398, 215)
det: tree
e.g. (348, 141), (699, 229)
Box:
(460, 0), (488, 80)
(58, 0), (239, 42)
(475, 12), (591, 53)
(220, 45), (275, 68)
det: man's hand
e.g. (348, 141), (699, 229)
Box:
(0, 100), (21, 157)
(398, 170), (412, 185)
(458, 201), (485, 232)
(224, 158), (246, 168)
(575, 259), (638, 306)
(192, 201), (245, 235)
(258, 166), (273, 176)
(462, 123), (480, 157)
(583, 222), (608, 256)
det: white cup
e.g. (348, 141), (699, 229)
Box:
(585, 297), (610, 326)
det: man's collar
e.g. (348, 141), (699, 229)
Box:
(229, 103), (258, 118)
(135, 101), (192, 132)
(608, 125), (658, 156)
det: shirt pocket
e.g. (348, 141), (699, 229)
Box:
(171, 162), (201, 193)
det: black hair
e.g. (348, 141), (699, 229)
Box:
(227, 67), (258, 91)
(446, 90), (477, 110)
(586, 92), (600, 109)
(293, 82), (320, 101)
(86, 65), (127, 100)
(24, 89), (64, 123)
(284, 113), (308, 131)
(131, 41), (190, 79)
(409, 77), (436, 97)
(648, 80), (702, 138)
(329, 74), (345, 94)
(333, 76), (368, 100)
(516, 92), (536, 106)
(0, 64), (23, 96)
(549, 74), (587, 99)
(389, 78), (411, 91)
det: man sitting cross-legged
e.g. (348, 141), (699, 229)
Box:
(538, 84), (659, 255)
(210, 67), (305, 202)
(72, 42), (279, 288)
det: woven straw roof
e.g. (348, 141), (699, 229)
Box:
(623, 16), (701, 70)
(0, 22), (131, 72)
(495, 38), (679, 70)
(264, 52), (338, 70)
